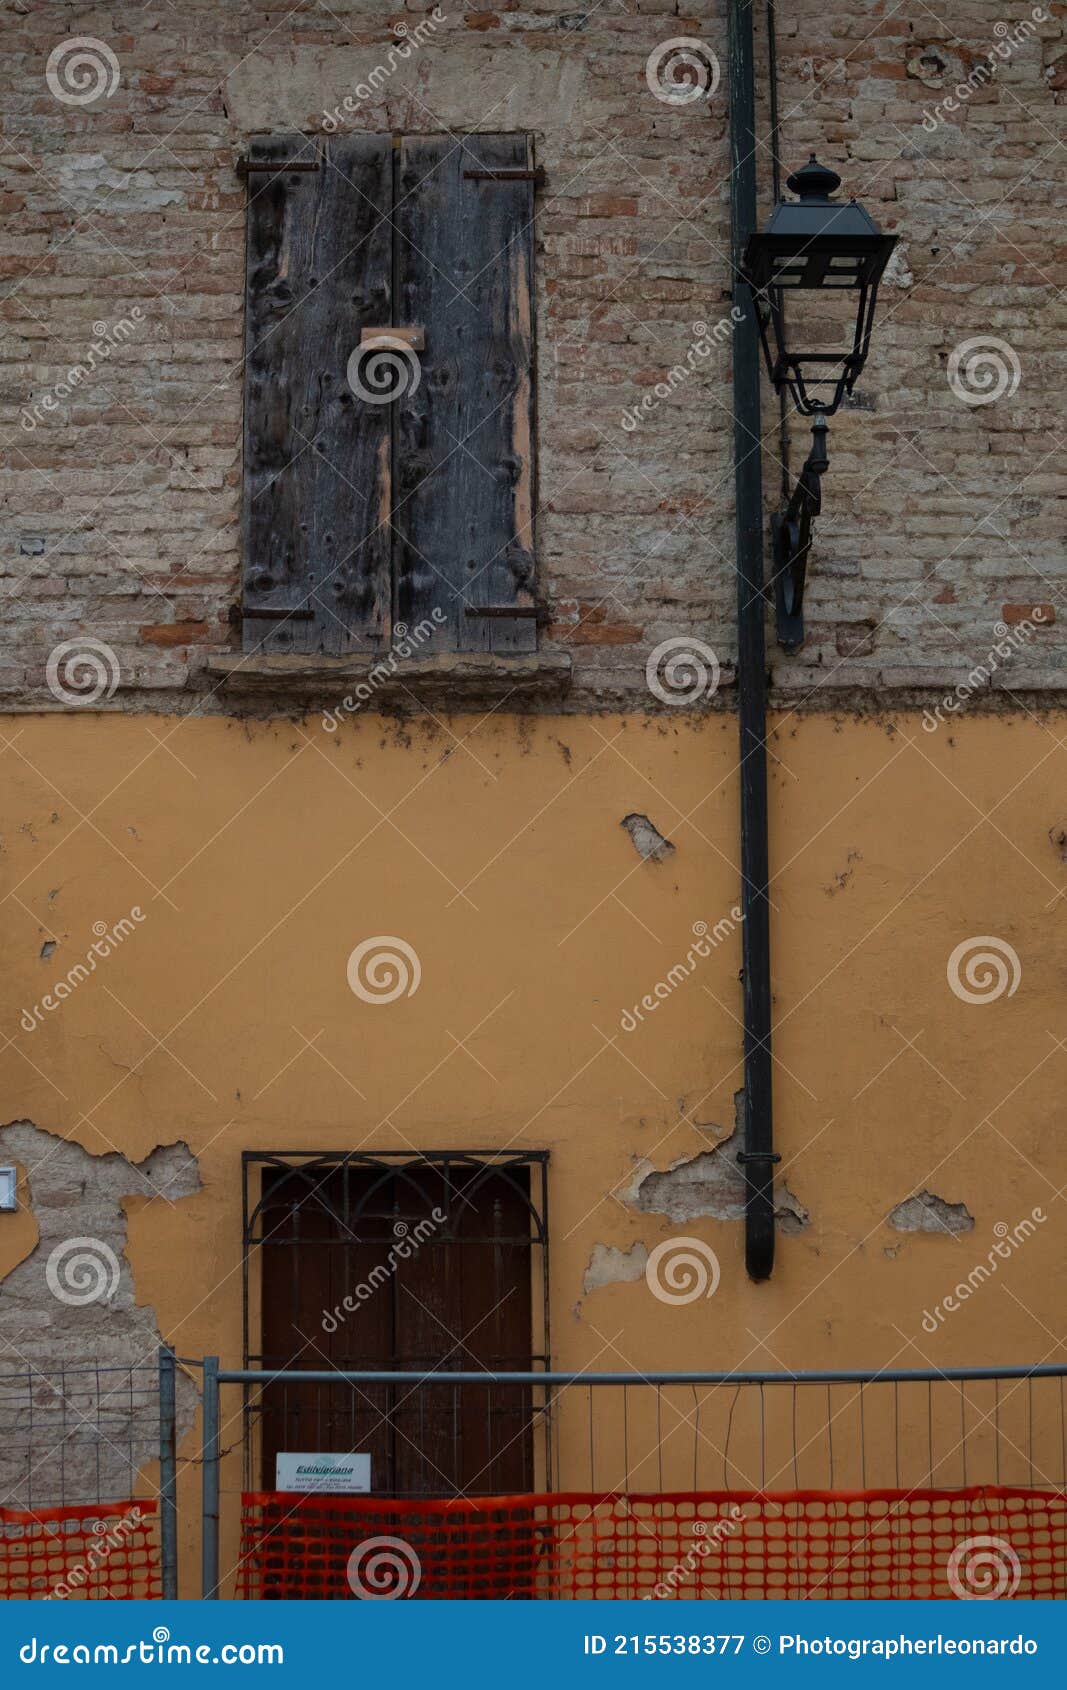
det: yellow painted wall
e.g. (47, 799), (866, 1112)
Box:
(1, 710), (1063, 1591)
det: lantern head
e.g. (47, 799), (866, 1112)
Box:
(743, 156), (897, 416)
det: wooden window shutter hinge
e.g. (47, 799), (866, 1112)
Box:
(236, 157), (320, 177)
(464, 604), (552, 625)
(463, 167), (545, 186)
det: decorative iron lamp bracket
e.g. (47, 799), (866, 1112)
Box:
(770, 412), (828, 652)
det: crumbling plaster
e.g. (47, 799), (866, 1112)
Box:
(0, 1121), (200, 1506)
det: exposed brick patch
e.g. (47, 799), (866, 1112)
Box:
(0, 1120), (200, 1506)
(138, 622), (213, 647)
(1002, 604), (1055, 626)
(888, 1190), (974, 1236)
(836, 623), (877, 658)
(0, 2), (1062, 711)
(621, 1132), (810, 1236)
(550, 603), (644, 646)
(576, 194), (640, 217)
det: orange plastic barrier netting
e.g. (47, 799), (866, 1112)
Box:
(0, 1501), (160, 1601)
(237, 1486), (1067, 1600)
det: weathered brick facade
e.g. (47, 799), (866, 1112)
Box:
(1, 0), (1064, 707)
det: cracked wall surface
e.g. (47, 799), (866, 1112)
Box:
(618, 1130), (811, 1237)
(0, 710), (1064, 1584)
(888, 1189), (975, 1236)
(0, 1121), (199, 1507)
(582, 1240), (649, 1297)
(621, 814), (675, 864)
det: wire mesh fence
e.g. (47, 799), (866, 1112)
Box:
(0, 1360), (163, 1512)
(210, 1363), (1067, 1600)
(231, 1365), (1067, 1502)
(0, 1354), (179, 1599)
(543, 1369), (1067, 1496)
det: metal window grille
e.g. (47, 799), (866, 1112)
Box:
(241, 1150), (550, 1490)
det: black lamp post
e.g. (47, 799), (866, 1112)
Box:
(743, 157), (897, 650)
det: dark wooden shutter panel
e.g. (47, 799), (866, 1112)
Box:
(242, 134), (393, 655)
(394, 135), (537, 653)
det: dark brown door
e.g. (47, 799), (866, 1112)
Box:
(258, 1160), (535, 1497)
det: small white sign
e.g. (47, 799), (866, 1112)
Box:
(276, 1452), (371, 1494)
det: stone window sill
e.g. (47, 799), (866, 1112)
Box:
(204, 649), (572, 709)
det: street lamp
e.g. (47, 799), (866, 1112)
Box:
(743, 157), (897, 650)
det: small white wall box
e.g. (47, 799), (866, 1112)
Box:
(0, 1168), (17, 1212)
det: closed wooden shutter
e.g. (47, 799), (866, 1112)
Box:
(242, 134), (393, 655)
(241, 134), (536, 657)
(394, 135), (537, 653)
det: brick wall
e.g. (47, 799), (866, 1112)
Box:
(1, 0), (1063, 710)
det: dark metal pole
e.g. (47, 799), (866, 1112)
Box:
(729, 0), (776, 1280)
(766, 0), (791, 502)
(213, 1364), (1067, 1387)
(201, 1356), (220, 1599)
(158, 1344), (179, 1599)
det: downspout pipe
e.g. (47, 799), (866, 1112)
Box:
(728, 0), (776, 1280)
